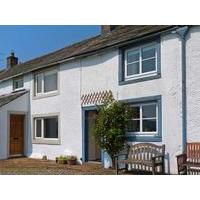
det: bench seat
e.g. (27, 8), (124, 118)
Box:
(177, 142), (200, 175)
(115, 143), (165, 175)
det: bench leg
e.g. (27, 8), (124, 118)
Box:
(152, 164), (156, 175)
(162, 162), (165, 174)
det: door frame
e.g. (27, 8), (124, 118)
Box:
(7, 111), (28, 158)
(82, 106), (104, 164)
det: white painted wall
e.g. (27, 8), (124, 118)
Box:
(186, 26), (200, 142)
(80, 34), (183, 174)
(30, 61), (82, 161)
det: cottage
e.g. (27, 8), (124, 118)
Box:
(0, 25), (199, 174)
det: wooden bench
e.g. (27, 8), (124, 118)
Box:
(115, 143), (165, 175)
(177, 142), (200, 175)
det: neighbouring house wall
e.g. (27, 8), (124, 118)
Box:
(186, 26), (200, 142)
(0, 93), (30, 159)
(30, 61), (82, 161)
(0, 73), (32, 95)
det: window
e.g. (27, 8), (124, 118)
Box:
(13, 76), (24, 90)
(34, 116), (58, 139)
(34, 69), (58, 96)
(124, 43), (158, 80)
(127, 102), (158, 135)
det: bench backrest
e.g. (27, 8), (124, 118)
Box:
(128, 143), (165, 161)
(187, 142), (200, 162)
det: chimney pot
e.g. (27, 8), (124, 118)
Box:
(101, 25), (117, 34)
(7, 51), (18, 68)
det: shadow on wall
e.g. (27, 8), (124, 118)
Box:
(165, 152), (170, 174)
(26, 93), (33, 158)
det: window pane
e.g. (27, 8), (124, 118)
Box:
(44, 72), (57, 93)
(14, 78), (23, 89)
(127, 51), (139, 63)
(44, 117), (58, 138)
(142, 104), (156, 118)
(127, 120), (140, 132)
(142, 119), (157, 132)
(142, 46), (156, 59)
(127, 62), (139, 76)
(130, 106), (140, 119)
(142, 58), (156, 73)
(36, 74), (42, 93)
(36, 119), (42, 137)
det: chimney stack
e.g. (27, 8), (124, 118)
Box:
(7, 51), (18, 68)
(101, 25), (117, 34)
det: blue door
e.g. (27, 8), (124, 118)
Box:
(84, 110), (101, 162)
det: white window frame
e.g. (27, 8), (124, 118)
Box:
(13, 76), (24, 91)
(35, 118), (43, 139)
(34, 69), (58, 96)
(127, 102), (158, 136)
(124, 42), (158, 81)
(34, 116), (59, 140)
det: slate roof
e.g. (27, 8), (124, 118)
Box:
(0, 25), (178, 81)
(0, 90), (28, 107)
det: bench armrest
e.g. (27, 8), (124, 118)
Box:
(176, 153), (187, 165)
(176, 153), (187, 175)
(152, 154), (164, 160)
(114, 153), (128, 163)
(114, 153), (128, 158)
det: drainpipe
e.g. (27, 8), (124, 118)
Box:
(173, 26), (189, 153)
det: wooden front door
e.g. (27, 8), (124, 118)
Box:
(10, 114), (24, 156)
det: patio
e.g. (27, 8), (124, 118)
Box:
(0, 158), (115, 175)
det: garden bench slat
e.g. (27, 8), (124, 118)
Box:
(115, 143), (165, 175)
(177, 142), (200, 175)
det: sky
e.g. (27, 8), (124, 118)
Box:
(0, 25), (100, 69)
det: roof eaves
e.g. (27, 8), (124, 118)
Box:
(0, 26), (179, 82)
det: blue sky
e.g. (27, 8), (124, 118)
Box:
(0, 25), (100, 69)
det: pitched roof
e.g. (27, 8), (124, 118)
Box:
(0, 90), (28, 107)
(0, 25), (178, 81)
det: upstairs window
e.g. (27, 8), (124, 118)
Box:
(13, 76), (24, 91)
(34, 69), (58, 96)
(124, 43), (159, 80)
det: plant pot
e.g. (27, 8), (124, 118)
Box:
(67, 159), (77, 165)
(56, 158), (67, 164)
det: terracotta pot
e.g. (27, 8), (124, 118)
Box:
(67, 159), (76, 165)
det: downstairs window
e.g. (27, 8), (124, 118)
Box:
(34, 116), (58, 139)
(126, 96), (162, 142)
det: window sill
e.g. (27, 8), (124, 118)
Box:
(126, 135), (162, 142)
(119, 73), (161, 85)
(32, 91), (59, 100)
(13, 88), (25, 92)
(32, 138), (61, 145)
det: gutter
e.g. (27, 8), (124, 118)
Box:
(173, 26), (189, 153)
(0, 26), (179, 83)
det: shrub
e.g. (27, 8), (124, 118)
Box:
(93, 95), (132, 168)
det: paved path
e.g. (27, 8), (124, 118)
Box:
(0, 158), (115, 175)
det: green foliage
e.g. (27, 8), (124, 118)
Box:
(93, 95), (132, 167)
(57, 155), (68, 164)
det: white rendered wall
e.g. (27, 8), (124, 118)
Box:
(186, 26), (200, 142)
(81, 34), (183, 174)
(30, 61), (82, 161)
